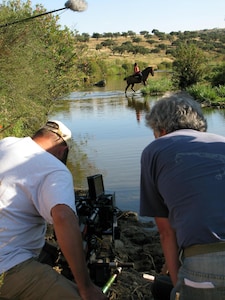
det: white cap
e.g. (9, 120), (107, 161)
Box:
(44, 120), (72, 147)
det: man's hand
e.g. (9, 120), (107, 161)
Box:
(52, 204), (107, 299)
(79, 282), (108, 300)
(155, 217), (180, 286)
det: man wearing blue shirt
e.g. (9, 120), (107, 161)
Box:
(140, 92), (225, 300)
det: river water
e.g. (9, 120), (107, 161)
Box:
(49, 76), (225, 214)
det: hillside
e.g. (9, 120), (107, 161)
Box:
(86, 36), (171, 69)
(75, 28), (225, 69)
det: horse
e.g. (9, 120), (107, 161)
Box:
(124, 66), (154, 93)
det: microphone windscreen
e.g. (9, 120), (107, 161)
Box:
(64, 0), (88, 12)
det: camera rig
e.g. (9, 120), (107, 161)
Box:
(75, 174), (121, 286)
(41, 174), (133, 291)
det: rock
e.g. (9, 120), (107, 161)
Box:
(94, 79), (106, 87)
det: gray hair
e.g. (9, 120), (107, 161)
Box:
(145, 92), (207, 133)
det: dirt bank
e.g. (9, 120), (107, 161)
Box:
(107, 211), (164, 299)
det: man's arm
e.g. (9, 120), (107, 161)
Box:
(155, 217), (180, 286)
(51, 204), (107, 300)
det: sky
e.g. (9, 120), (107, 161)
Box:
(27, 0), (225, 34)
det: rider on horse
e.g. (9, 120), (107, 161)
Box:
(133, 63), (143, 81)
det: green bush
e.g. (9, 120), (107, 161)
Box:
(158, 61), (172, 70)
(141, 78), (174, 95)
(172, 43), (206, 89)
(214, 85), (225, 98)
(187, 84), (225, 104)
(210, 64), (225, 87)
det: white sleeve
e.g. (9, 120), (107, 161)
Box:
(37, 169), (77, 223)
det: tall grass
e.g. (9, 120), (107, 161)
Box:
(186, 84), (225, 105)
(141, 77), (174, 95)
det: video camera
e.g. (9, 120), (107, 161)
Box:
(75, 174), (121, 285)
(41, 174), (133, 289)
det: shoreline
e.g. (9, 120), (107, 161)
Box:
(109, 210), (163, 299)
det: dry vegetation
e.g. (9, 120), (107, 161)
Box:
(76, 28), (225, 73)
(81, 34), (173, 69)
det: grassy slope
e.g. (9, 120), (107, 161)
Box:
(78, 30), (225, 71)
(82, 34), (173, 69)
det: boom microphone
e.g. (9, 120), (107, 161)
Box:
(0, 0), (88, 28)
(65, 0), (88, 12)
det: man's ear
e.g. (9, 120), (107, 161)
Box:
(60, 146), (69, 165)
(159, 129), (167, 136)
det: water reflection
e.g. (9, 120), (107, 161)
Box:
(204, 109), (225, 136)
(126, 93), (150, 123)
(50, 80), (225, 213)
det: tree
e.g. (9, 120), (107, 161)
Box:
(152, 29), (159, 35)
(127, 30), (136, 37)
(112, 32), (120, 38)
(140, 30), (149, 36)
(100, 39), (115, 48)
(172, 43), (206, 89)
(121, 32), (128, 38)
(132, 37), (142, 43)
(92, 32), (101, 39)
(0, 0), (85, 136)
(103, 32), (113, 38)
(96, 44), (103, 51)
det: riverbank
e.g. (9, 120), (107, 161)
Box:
(108, 211), (163, 299)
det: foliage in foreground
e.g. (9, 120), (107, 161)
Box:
(0, 0), (86, 137)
